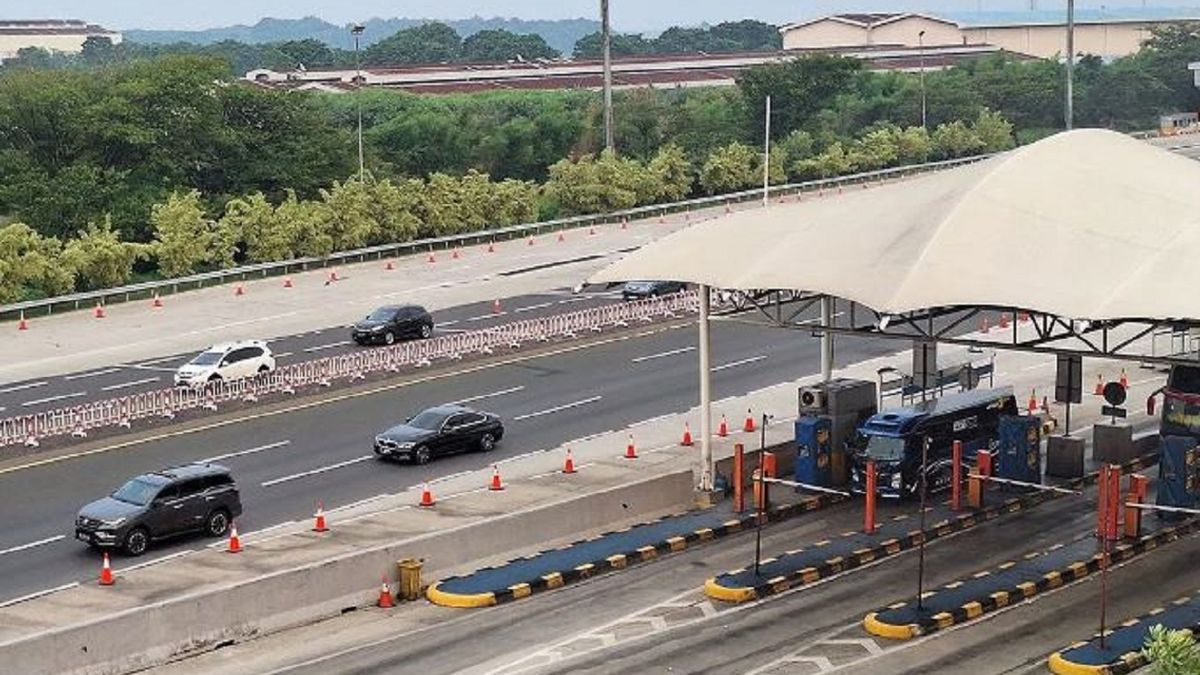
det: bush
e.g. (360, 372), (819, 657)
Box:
(1143, 624), (1200, 675)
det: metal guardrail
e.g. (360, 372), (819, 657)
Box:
(0, 291), (702, 448)
(0, 156), (987, 321)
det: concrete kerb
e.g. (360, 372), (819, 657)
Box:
(864, 517), (1200, 641)
(1047, 590), (1200, 675)
(703, 451), (1162, 605)
(0, 468), (695, 675)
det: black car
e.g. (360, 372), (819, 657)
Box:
(352, 305), (434, 345)
(75, 463), (243, 556)
(374, 404), (504, 464)
(621, 280), (688, 300)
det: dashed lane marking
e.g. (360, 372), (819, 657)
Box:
(200, 440), (291, 463)
(631, 346), (695, 363)
(100, 377), (160, 392)
(0, 535), (65, 557)
(712, 355), (768, 372)
(302, 341), (352, 354)
(512, 396), (603, 422)
(22, 391), (86, 407)
(63, 368), (121, 381)
(451, 386), (526, 406)
(260, 455), (373, 487)
(0, 381), (47, 394)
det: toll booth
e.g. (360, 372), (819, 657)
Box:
(795, 416), (832, 487)
(1158, 435), (1200, 519)
(995, 415), (1041, 489)
(797, 378), (877, 486)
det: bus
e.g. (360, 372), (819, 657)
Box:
(848, 387), (1018, 499)
(1151, 364), (1200, 439)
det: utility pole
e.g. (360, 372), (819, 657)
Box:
(918, 30), (928, 129)
(601, 0), (614, 153)
(762, 96), (771, 207)
(1065, 0), (1075, 130)
(352, 24), (366, 180)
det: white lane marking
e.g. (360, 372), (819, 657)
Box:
(64, 368), (121, 381)
(128, 354), (184, 367)
(0, 407), (4, 413)
(451, 386), (526, 406)
(0, 535), (65, 557)
(123, 364), (179, 373)
(557, 296), (591, 305)
(0, 381), (47, 394)
(514, 301), (555, 314)
(512, 396), (603, 422)
(117, 549), (197, 574)
(22, 391), (86, 407)
(261, 455), (373, 487)
(467, 312), (505, 322)
(631, 346), (695, 363)
(629, 412), (678, 428)
(429, 470), (473, 485)
(303, 341), (351, 354)
(439, 320), (460, 327)
(328, 494), (390, 514)
(100, 376), (160, 392)
(0, 582), (79, 609)
(201, 440), (291, 463)
(712, 355), (768, 372)
(274, 352), (294, 359)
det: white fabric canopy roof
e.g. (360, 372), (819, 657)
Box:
(592, 129), (1200, 322)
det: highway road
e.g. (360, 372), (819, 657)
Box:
(147, 476), (1198, 675)
(0, 291), (898, 604)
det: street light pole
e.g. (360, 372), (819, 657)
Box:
(352, 24), (366, 181)
(1066, 0), (1075, 130)
(916, 435), (930, 610)
(601, 0), (614, 153)
(762, 95), (771, 208)
(918, 30), (927, 129)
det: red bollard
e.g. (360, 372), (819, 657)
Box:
(762, 452), (777, 479)
(951, 440), (963, 511)
(752, 468), (764, 511)
(1125, 473), (1148, 539)
(733, 443), (745, 514)
(969, 450), (992, 509)
(864, 459), (877, 534)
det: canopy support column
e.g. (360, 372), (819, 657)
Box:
(821, 296), (834, 382)
(699, 285), (713, 492)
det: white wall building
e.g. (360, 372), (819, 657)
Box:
(0, 20), (121, 61)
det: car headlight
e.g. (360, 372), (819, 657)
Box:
(99, 517), (126, 528)
(890, 474), (902, 489)
(396, 442), (415, 449)
(371, 325), (386, 332)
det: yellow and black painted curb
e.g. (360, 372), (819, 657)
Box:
(426, 493), (842, 608)
(1047, 592), (1200, 675)
(864, 518), (1200, 641)
(702, 452), (1160, 604)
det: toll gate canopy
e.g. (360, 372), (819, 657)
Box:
(591, 129), (1200, 365)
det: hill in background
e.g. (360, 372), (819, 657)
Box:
(124, 16), (599, 54)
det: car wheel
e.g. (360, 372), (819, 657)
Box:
(204, 509), (231, 537)
(384, 331), (396, 346)
(208, 374), (223, 384)
(122, 527), (150, 557)
(413, 445), (431, 465)
(419, 323), (432, 339)
(479, 433), (496, 453)
(257, 365), (270, 375)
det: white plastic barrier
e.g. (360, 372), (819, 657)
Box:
(0, 292), (700, 447)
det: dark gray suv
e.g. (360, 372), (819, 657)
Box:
(75, 463), (243, 556)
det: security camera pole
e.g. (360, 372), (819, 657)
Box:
(601, 0), (614, 152)
(352, 24), (366, 180)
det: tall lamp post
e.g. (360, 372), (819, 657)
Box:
(918, 30), (928, 129)
(1065, 0), (1075, 130)
(352, 24), (366, 181)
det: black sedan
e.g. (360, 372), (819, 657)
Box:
(352, 305), (434, 345)
(373, 405), (504, 464)
(621, 280), (688, 301)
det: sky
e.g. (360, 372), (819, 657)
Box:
(6, 1), (1200, 31)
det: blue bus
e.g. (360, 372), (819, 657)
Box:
(848, 387), (1018, 499)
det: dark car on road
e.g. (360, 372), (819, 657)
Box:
(374, 404), (504, 464)
(352, 305), (434, 345)
(622, 280), (688, 300)
(75, 463), (243, 556)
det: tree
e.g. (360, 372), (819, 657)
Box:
(0, 223), (73, 302)
(274, 39), (338, 69)
(275, 191), (332, 258)
(648, 144), (693, 202)
(461, 29), (558, 63)
(572, 32), (652, 59)
(1142, 624), (1200, 675)
(894, 126), (933, 164)
(709, 20), (783, 52)
(698, 142), (759, 195)
(851, 126), (901, 171)
(794, 142), (855, 179)
(365, 23), (462, 65)
(61, 217), (147, 290)
(737, 55), (863, 140)
(151, 190), (220, 277)
(544, 151), (656, 215)
(972, 109), (1016, 153)
(1078, 57), (1172, 130)
(219, 192), (282, 263)
(1139, 23), (1200, 113)
(318, 178), (382, 250)
(80, 36), (117, 65)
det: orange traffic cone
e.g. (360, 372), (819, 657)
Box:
(99, 552), (114, 586)
(622, 218), (629, 229)
(725, 202), (732, 214)
(681, 422), (694, 447)
(527, 236), (535, 247)
(452, 248), (461, 260)
(234, 284), (245, 297)
(283, 276), (294, 288)
(377, 577), (395, 608)
(487, 241), (495, 253)
(227, 523), (242, 553)
(563, 448), (577, 474)
(1094, 374), (1105, 395)
(492, 299), (503, 315)
(312, 502), (329, 532)
(427, 251), (437, 263)
(385, 260), (395, 271)
(151, 293), (163, 309)
(657, 214), (665, 224)
(94, 302), (106, 319)
(624, 434), (638, 459)
(589, 226), (597, 236)
(328, 269), (340, 283)
(489, 465), (504, 491)
(17, 311), (28, 331)
(718, 415), (729, 438)
(743, 410), (756, 433)
(557, 231), (565, 242)
(1027, 389), (1038, 413)
(1120, 368), (1129, 389)
(419, 483), (436, 507)
(979, 316), (989, 333)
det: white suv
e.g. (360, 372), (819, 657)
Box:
(174, 341), (276, 387)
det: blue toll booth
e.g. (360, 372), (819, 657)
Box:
(1158, 435), (1200, 519)
(995, 415), (1041, 488)
(796, 416), (832, 487)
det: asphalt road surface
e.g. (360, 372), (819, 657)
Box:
(0, 293), (898, 603)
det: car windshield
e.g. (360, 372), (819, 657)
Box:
(367, 308), (397, 321)
(408, 410), (450, 431)
(189, 351), (223, 366)
(111, 478), (161, 506)
(862, 435), (907, 462)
